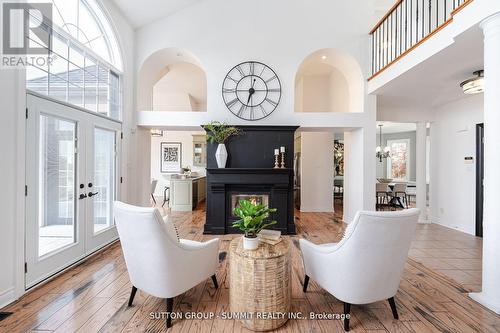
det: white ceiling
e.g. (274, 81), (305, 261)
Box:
(375, 25), (484, 110)
(112, 0), (393, 29)
(112, 0), (203, 28)
(377, 122), (416, 134)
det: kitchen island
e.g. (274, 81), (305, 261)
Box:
(169, 175), (206, 211)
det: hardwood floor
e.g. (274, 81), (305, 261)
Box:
(1, 203), (497, 333)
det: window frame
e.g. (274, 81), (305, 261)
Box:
(386, 138), (411, 181)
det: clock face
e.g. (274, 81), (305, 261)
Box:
(222, 61), (281, 121)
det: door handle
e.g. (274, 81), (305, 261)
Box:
(79, 193), (87, 200)
(88, 192), (99, 197)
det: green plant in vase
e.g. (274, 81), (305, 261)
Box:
(203, 121), (242, 168)
(232, 199), (277, 250)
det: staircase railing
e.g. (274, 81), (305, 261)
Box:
(370, 0), (473, 79)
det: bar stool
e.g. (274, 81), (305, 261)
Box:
(162, 186), (170, 208)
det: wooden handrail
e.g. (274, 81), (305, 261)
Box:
(370, 0), (403, 34)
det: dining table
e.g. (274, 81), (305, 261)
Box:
(380, 182), (416, 209)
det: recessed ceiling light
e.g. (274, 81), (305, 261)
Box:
(460, 70), (484, 95)
(321, 55), (327, 60)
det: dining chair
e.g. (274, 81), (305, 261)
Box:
(150, 179), (158, 205)
(300, 208), (420, 331)
(375, 182), (390, 208)
(390, 183), (408, 208)
(334, 178), (344, 202)
(113, 201), (220, 329)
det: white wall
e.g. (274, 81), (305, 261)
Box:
(300, 132), (334, 212)
(152, 62), (207, 111)
(295, 63), (350, 113)
(430, 94), (483, 234)
(0, 0), (136, 307)
(150, 131), (206, 196)
(0, 69), (22, 307)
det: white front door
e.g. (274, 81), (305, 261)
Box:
(25, 93), (121, 288)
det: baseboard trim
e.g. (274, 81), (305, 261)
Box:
(300, 206), (334, 213)
(0, 288), (15, 309)
(470, 292), (500, 314)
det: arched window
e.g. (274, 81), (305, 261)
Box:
(26, 0), (123, 120)
(49, 0), (122, 68)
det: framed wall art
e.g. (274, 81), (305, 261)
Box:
(160, 142), (182, 173)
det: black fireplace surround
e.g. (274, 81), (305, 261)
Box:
(203, 126), (298, 235)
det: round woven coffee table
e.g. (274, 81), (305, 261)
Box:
(229, 237), (291, 331)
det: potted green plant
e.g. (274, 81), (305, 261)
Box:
(203, 121), (241, 168)
(232, 200), (277, 250)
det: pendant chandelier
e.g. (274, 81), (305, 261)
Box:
(376, 124), (390, 162)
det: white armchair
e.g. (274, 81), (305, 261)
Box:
(113, 201), (220, 328)
(300, 208), (420, 331)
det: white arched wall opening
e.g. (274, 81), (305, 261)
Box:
(137, 47), (207, 111)
(294, 48), (364, 113)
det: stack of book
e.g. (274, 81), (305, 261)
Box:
(258, 229), (282, 245)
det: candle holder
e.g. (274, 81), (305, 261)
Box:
(274, 154), (280, 169)
(280, 152), (285, 169)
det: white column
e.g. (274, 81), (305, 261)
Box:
(416, 122), (428, 222)
(470, 13), (500, 314)
(300, 132), (334, 212)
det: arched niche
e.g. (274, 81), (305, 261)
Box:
(294, 49), (364, 113)
(138, 48), (207, 111)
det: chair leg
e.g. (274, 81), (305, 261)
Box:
(128, 286), (137, 306)
(303, 275), (310, 292)
(211, 274), (218, 289)
(388, 297), (399, 319)
(166, 297), (174, 328)
(344, 302), (351, 331)
(151, 194), (156, 205)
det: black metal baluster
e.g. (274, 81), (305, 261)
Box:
(409, 0), (413, 47)
(391, 13), (394, 61)
(385, 21), (388, 68)
(422, 0), (425, 40)
(443, 0), (448, 23)
(377, 27), (382, 71)
(386, 20), (389, 67)
(416, 0), (419, 43)
(436, 0), (439, 31)
(405, 0), (408, 51)
(399, 4), (402, 57)
(429, 0), (431, 35)
(371, 33), (374, 75)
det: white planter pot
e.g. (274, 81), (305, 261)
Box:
(215, 143), (228, 168)
(243, 236), (259, 250)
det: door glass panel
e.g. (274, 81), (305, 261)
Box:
(94, 128), (115, 233)
(38, 114), (76, 257)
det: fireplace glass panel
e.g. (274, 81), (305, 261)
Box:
(231, 194), (269, 217)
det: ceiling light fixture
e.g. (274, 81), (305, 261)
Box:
(460, 70), (484, 95)
(150, 129), (163, 137)
(321, 55), (327, 60)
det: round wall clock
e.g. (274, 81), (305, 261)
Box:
(222, 61), (281, 121)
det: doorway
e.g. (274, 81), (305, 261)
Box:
(25, 93), (121, 288)
(476, 123), (484, 237)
